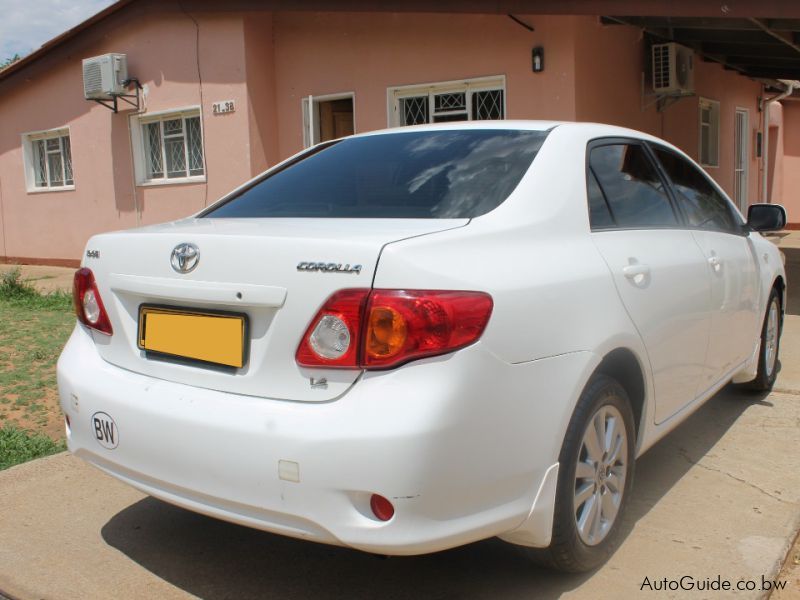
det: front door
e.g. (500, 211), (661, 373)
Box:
(650, 145), (760, 391)
(319, 98), (354, 141)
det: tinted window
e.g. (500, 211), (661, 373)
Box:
(587, 168), (615, 228)
(652, 146), (742, 233)
(203, 130), (548, 219)
(589, 144), (678, 228)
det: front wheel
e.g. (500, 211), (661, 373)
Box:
(746, 288), (782, 392)
(532, 374), (635, 572)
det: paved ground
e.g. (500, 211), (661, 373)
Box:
(1, 360), (798, 600)
(1, 237), (799, 599)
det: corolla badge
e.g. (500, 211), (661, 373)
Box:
(297, 261), (362, 274)
(171, 243), (200, 274)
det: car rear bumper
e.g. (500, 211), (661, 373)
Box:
(57, 324), (593, 555)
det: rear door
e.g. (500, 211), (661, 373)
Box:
(650, 145), (760, 391)
(587, 139), (711, 424)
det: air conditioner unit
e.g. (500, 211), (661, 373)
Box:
(82, 53), (128, 100)
(652, 43), (695, 95)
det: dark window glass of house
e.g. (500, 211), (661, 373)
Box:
(589, 144), (678, 228)
(587, 168), (615, 229)
(203, 130), (548, 219)
(651, 146), (741, 233)
(472, 90), (505, 120)
(400, 96), (428, 126)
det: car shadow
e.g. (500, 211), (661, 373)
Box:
(101, 385), (768, 599)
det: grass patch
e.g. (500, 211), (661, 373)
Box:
(1, 267), (72, 310)
(0, 424), (65, 470)
(0, 268), (75, 468)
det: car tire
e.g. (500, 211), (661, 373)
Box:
(529, 374), (636, 573)
(745, 288), (782, 392)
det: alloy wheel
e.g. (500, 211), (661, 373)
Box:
(573, 404), (628, 546)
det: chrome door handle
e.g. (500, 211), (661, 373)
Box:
(708, 256), (722, 272)
(622, 264), (650, 278)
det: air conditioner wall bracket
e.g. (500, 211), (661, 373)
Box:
(91, 78), (141, 113)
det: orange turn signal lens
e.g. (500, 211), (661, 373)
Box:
(366, 306), (407, 359)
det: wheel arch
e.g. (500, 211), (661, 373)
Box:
(774, 275), (786, 319)
(592, 347), (647, 440)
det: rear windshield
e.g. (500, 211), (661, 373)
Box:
(202, 129), (549, 219)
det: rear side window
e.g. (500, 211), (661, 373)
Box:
(203, 130), (549, 219)
(651, 146), (742, 233)
(589, 143), (678, 228)
(587, 168), (615, 228)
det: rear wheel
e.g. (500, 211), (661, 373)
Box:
(746, 288), (782, 392)
(532, 374), (635, 572)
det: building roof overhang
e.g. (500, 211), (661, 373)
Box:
(3, 0), (800, 90)
(600, 15), (800, 88)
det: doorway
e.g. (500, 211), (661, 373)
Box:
(302, 94), (355, 147)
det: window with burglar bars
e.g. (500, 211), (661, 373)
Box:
(24, 131), (73, 190)
(391, 77), (505, 127)
(140, 112), (204, 181)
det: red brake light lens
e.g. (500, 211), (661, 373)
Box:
(73, 268), (113, 335)
(296, 289), (492, 370)
(363, 290), (493, 369)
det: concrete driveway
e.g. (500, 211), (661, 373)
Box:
(1, 252), (800, 599)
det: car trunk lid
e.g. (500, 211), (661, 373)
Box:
(84, 217), (467, 401)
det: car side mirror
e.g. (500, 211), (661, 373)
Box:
(747, 204), (787, 232)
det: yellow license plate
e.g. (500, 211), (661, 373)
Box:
(138, 306), (248, 368)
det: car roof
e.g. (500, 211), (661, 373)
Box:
(350, 120), (678, 150)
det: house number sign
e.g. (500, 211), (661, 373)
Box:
(212, 100), (236, 115)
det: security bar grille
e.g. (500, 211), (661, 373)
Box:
(400, 96), (429, 126)
(143, 114), (204, 181)
(32, 134), (73, 189)
(734, 109), (748, 212)
(394, 80), (505, 127)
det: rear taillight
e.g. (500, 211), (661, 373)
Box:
(296, 289), (492, 370)
(73, 268), (113, 335)
(363, 290), (493, 369)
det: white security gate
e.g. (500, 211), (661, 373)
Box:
(734, 109), (749, 213)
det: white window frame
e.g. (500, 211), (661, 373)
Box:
(387, 75), (507, 128)
(698, 97), (720, 168)
(301, 92), (356, 148)
(130, 106), (206, 186)
(21, 127), (74, 193)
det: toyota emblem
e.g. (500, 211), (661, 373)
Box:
(170, 243), (200, 274)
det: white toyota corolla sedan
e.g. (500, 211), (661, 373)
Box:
(58, 122), (786, 572)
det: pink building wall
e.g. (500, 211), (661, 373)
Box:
(778, 102), (800, 225)
(768, 102), (784, 207)
(270, 12), (581, 157)
(0, 2), (263, 264)
(573, 17), (762, 207)
(0, 5), (787, 264)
